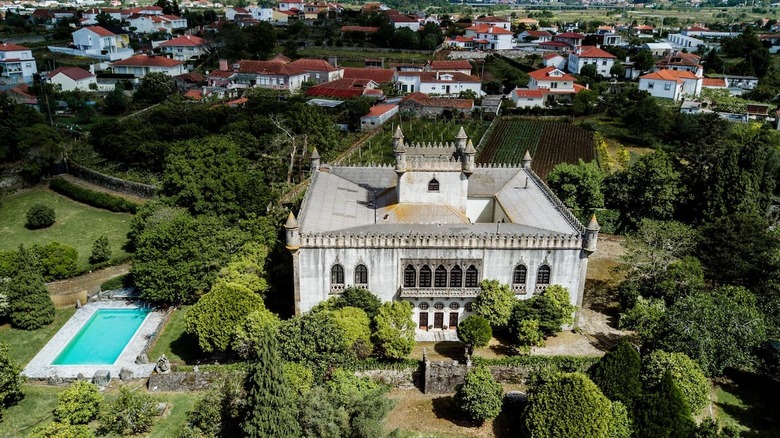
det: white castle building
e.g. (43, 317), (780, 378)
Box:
(285, 127), (599, 340)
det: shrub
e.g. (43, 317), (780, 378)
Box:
(90, 234), (111, 264)
(642, 350), (709, 413)
(371, 301), (416, 360)
(330, 306), (372, 357)
(588, 340), (642, 408)
(515, 319), (545, 348)
(54, 381), (103, 424)
(277, 311), (351, 374)
(283, 362), (314, 397)
(0, 342), (24, 420)
(99, 387), (156, 435)
(49, 178), (139, 213)
(457, 315), (492, 351)
(30, 422), (94, 438)
(26, 204), (55, 229)
(8, 247), (55, 330)
(473, 280), (515, 327)
(35, 242), (79, 281)
(232, 307), (281, 359)
(454, 366), (503, 424)
(634, 372), (694, 438)
(334, 287), (382, 320)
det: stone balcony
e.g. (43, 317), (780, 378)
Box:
(399, 286), (481, 298)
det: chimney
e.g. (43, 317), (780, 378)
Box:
(328, 56), (338, 68)
(219, 59), (228, 71)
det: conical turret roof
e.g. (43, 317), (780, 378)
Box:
(311, 147), (320, 159)
(523, 150), (532, 161)
(456, 126), (467, 139)
(393, 125), (404, 139)
(464, 139), (476, 154)
(285, 211), (298, 228)
(587, 214), (600, 231)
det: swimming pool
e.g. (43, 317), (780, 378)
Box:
(52, 308), (151, 365)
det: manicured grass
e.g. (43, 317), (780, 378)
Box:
(0, 384), (64, 437)
(713, 370), (780, 437)
(0, 187), (133, 270)
(149, 392), (200, 437)
(147, 306), (202, 366)
(0, 307), (76, 366)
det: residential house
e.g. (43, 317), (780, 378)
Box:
(225, 7), (249, 20)
(273, 10), (297, 22)
(81, 8), (123, 25)
(387, 13), (420, 31)
(207, 59), (308, 92)
(110, 54), (186, 79)
(509, 66), (584, 108)
(289, 58), (343, 84)
(667, 34), (710, 52)
(360, 103), (398, 130)
(508, 88), (545, 108)
(399, 92), (474, 117)
(701, 77), (727, 91)
(157, 35), (207, 61)
(552, 32), (585, 48)
(746, 103), (771, 120)
(537, 40), (573, 51)
(567, 46), (616, 76)
(543, 53), (566, 70)
(638, 69), (702, 100)
(128, 14), (188, 34)
(174, 71), (206, 91)
(0, 42), (37, 84)
(0, 84), (37, 106)
(473, 16), (511, 31)
(654, 52), (703, 76)
(395, 71), (481, 96)
(306, 78), (384, 99)
(518, 30), (552, 43)
(596, 33), (623, 46)
(463, 24), (514, 50)
(641, 42), (673, 57)
(443, 36), (477, 50)
(633, 24), (656, 37)
(47, 67), (96, 91)
(681, 26), (739, 39)
(426, 60), (472, 75)
(302, 3), (329, 20)
(278, 0), (305, 11)
(342, 67), (395, 84)
(68, 26), (133, 60)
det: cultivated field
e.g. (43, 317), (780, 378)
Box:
(477, 119), (595, 179)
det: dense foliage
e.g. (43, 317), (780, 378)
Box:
(457, 315), (493, 352)
(25, 204), (56, 230)
(0, 342), (24, 421)
(49, 178), (139, 214)
(99, 388), (156, 435)
(371, 301), (416, 360)
(90, 234), (112, 264)
(30, 422), (94, 438)
(634, 372), (695, 438)
(509, 285), (575, 344)
(642, 350), (709, 413)
(54, 381), (103, 425)
(454, 366), (503, 425)
(6, 246), (55, 330)
(588, 340), (642, 409)
(473, 280), (515, 327)
(277, 310), (351, 373)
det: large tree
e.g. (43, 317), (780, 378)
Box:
(0, 342), (24, 420)
(7, 246), (55, 330)
(371, 301), (416, 360)
(547, 160), (604, 215)
(642, 350), (709, 414)
(241, 329), (300, 438)
(473, 279), (515, 327)
(134, 72), (176, 104)
(588, 340), (642, 409)
(634, 372), (695, 438)
(454, 366), (503, 425)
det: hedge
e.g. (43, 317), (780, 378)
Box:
(472, 355), (599, 373)
(49, 178), (140, 214)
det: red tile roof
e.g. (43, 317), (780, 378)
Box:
(289, 58), (341, 72)
(400, 92), (473, 109)
(429, 60), (472, 70)
(183, 89), (203, 100)
(176, 71), (206, 83)
(554, 32), (586, 39)
(0, 42), (30, 51)
(528, 66), (576, 82)
(307, 78), (379, 98)
(402, 71), (480, 83)
(270, 54), (292, 63)
(465, 24), (514, 35)
(475, 16), (509, 23)
(341, 25), (379, 33)
(234, 59), (306, 76)
(640, 69), (699, 82)
(538, 41), (572, 49)
(111, 54), (183, 67)
(342, 67), (395, 84)
(525, 30), (552, 37)
(84, 26), (116, 36)
(159, 35), (206, 47)
(634, 24), (655, 30)
(512, 88), (545, 99)
(702, 77), (727, 87)
(746, 104), (770, 115)
(574, 46), (617, 59)
(47, 67), (94, 81)
(364, 104), (397, 117)
(543, 53), (563, 60)
(388, 14), (418, 23)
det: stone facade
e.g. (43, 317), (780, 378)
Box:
(287, 127), (599, 340)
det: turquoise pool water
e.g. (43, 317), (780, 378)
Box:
(52, 308), (150, 365)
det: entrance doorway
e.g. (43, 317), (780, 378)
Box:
(448, 312), (458, 330)
(419, 312), (428, 330)
(434, 312), (444, 329)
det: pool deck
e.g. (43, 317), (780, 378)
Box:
(23, 301), (163, 380)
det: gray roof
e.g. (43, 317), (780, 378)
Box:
(298, 165), (582, 236)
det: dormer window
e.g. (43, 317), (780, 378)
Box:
(428, 178), (439, 192)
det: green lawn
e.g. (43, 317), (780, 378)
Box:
(714, 370), (780, 437)
(0, 187), (132, 270)
(147, 306), (202, 366)
(0, 384), (64, 437)
(0, 307), (76, 366)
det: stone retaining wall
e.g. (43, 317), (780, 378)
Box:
(67, 161), (159, 198)
(148, 371), (244, 392)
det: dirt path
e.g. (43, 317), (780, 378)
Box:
(58, 174), (149, 204)
(47, 262), (131, 297)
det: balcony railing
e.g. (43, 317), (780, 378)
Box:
(330, 283), (369, 294)
(512, 284), (527, 295)
(399, 287), (481, 298)
(535, 284), (549, 294)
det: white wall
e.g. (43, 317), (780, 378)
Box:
(50, 74), (97, 92)
(397, 170), (468, 210)
(639, 78), (680, 99)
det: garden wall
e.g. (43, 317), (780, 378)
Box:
(148, 371), (244, 392)
(66, 161), (159, 199)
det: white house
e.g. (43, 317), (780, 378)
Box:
(0, 42), (37, 84)
(69, 26), (133, 60)
(641, 42), (674, 57)
(463, 24), (514, 50)
(127, 14), (187, 34)
(426, 60), (472, 75)
(396, 71), (481, 96)
(543, 53), (566, 70)
(46, 67), (96, 91)
(473, 16), (511, 31)
(287, 127), (599, 339)
(207, 59), (309, 92)
(518, 30), (552, 43)
(288, 58), (343, 84)
(654, 52), (703, 77)
(388, 14), (420, 31)
(360, 103), (399, 131)
(110, 54), (186, 78)
(278, 0), (305, 11)
(639, 69), (702, 100)
(158, 35), (208, 61)
(508, 88), (545, 108)
(552, 32), (585, 48)
(567, 46), (616, 76)
(81, 8), (123, 25)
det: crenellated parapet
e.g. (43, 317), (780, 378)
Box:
(298, 231), (583, 250)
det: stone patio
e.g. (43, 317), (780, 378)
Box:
(23, 301), (163, 380)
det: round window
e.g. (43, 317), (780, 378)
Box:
(465, 302), (474, 312)
(419, 302), (430, 310)
(449, 302), (460, 310)
(434, 302), (445, 310)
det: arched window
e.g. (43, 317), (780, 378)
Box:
(465, 301), (474, 312)
(449, 302), (460, 310)
(513, 265), (527, 285)
(450, 265), (463, 288)
(434, 265), (447, 288)
(428, 178), (439, 192)
(331, 264), (344, 285)
(465, 265), (479, 287)
(419, 302), (430, 310)
(403, 264), (417, 288)
(419, 265), (432, 288)
(537, 265), (551, 285)
(434, 302), (445, 310)
(355, 264), (368, 285)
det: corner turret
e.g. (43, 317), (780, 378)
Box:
(522, 150), (533, 169)
(394, 135), (407, 175)
(455, 126), (468, 151)
(392, 125), (404, 150)
(583, 214), (600, 253)
(462, 139), (476, 175)
(285, 211), (300, 251)
(310, 148), (320, 174)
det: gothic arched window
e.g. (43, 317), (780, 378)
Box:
(513, 265), (527, 285)
(331, 264), (344, 285)
(434, 265), (447, 288)
(428, 178), (439, 192)
(419, 265), (432, 288)
(465, 265), (479, 287)
(404, 265), (417, 288)
(537, 265), (551, 285)
(355, 264), (368, 285)
(450, 265), (463, 288)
